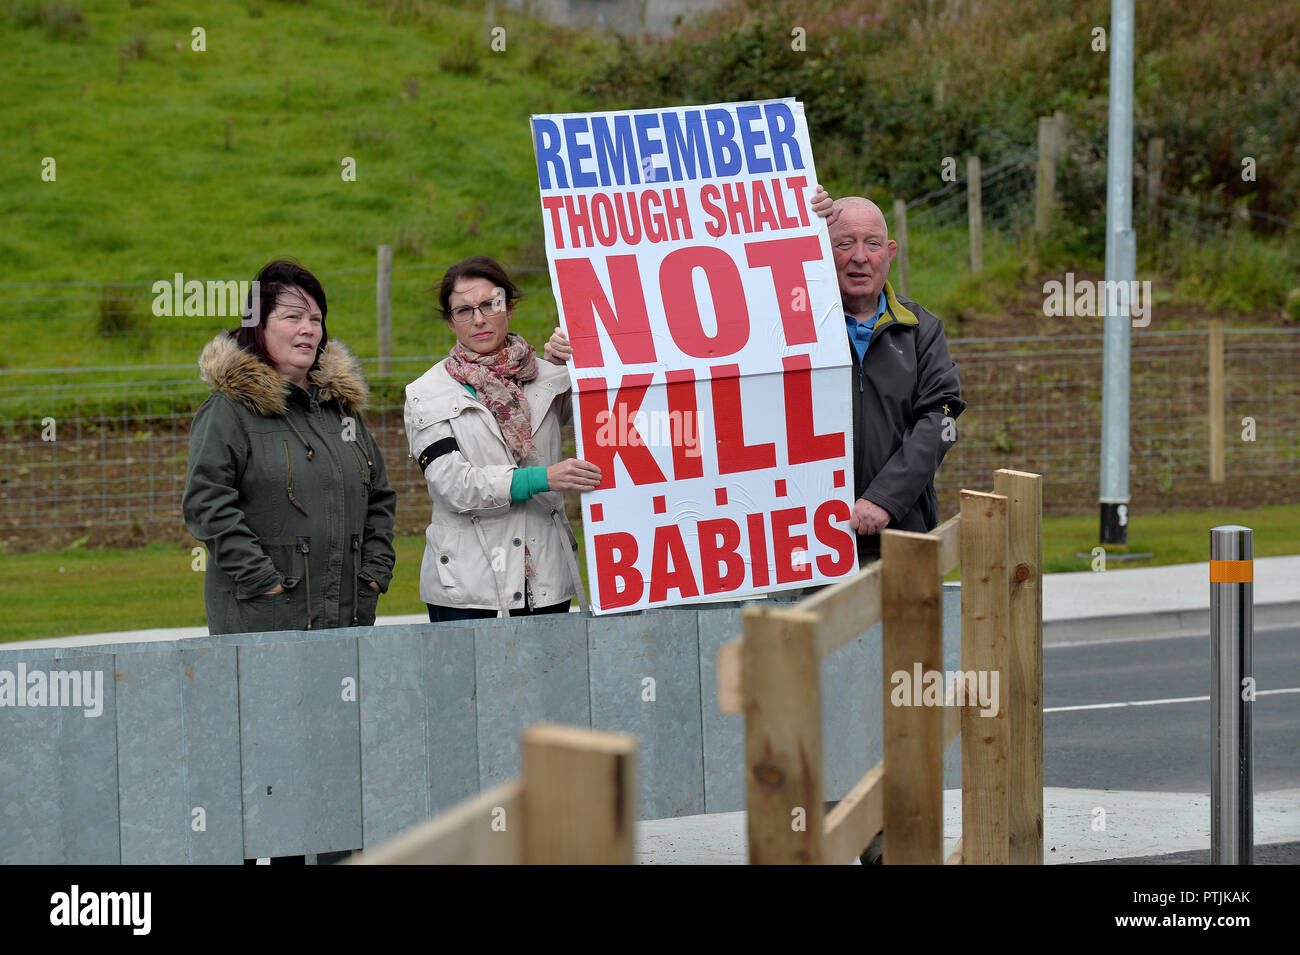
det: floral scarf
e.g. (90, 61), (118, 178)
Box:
(445, 332), (540, 466)
(445, 332), (541, 586)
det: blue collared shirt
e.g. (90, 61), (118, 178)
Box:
(845, 291), (888, 363)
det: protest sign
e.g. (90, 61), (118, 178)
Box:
(531, 98), (857, 613)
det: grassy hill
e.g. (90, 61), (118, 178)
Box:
(1, 0), (1295, 394)
(0, 0), (608, 378)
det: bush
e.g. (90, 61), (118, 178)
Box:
(13, 1), (90, 40)
(579, 0), (1300, 224)
(438, 33), (481, 76)
(96, 286), (145, 338)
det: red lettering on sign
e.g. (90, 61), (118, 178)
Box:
(698, 518), (745, 594)
(555, 255), (657, 368)
(665, 369), (704, 479)
(649, 524), (701, 602)
(814, 499), (857, 575)
(710, 365), (776, 474)
(745, 236), (822, 347)
(577, 375), (668, 489)
(771, 505), (813, 584)
(782, 354), (844, 464)
(660, 247), (750, 359)
(747, 511), (770, 587)
(594, 532), (643, 609)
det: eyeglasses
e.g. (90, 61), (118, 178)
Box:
(445, 297), (507, 323)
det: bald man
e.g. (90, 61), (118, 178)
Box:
(812, 189), (965, 563)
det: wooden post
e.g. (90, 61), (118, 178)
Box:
(967, 156), (983, 276)
(1147, 137), (1165, 214)
(376, 245), (392, 377)
(1209, 320), (1225, 483)
(892, 197), (909, 298)
(994, 469), (1044, 865)
(959, 489), (1010, 864)
(743, 607), (824, 864)
(521, 724), (636, 864)
(351, 781), (524, 864)
(1035, 117), (1057, 236)
(881, 529), (944, 864)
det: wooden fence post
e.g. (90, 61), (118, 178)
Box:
(1147, 137), (1165, 214)
(1209, 320), (1225, 484)
(881, 529), (944, 864)
(994, 469), (1044, 864)
(743, 607), (824, 864)
(892, 197), (909, 298)
(377, 244), (392, 377)
(959, 490), (1010, 864)
(967, 156), (983, 276)
(1035, 117), (1057, 236)
(521, 724), (636, 864)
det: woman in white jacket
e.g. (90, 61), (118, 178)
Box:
(404, 256), (601, 621)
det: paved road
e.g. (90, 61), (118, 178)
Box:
(1044, 624), (1300, 793)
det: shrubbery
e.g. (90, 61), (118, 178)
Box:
(582, 0), (1300, 226)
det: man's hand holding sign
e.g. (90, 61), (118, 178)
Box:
(533, 99), (860, 613)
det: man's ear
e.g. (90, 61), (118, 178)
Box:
(887, 239), (898, 262)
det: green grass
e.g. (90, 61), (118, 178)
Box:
(5, 504), (1298, 642)
(0, 0), (609, 380)
(941, 502), (1300, 582)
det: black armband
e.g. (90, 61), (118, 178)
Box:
(417, 437), (459, 473)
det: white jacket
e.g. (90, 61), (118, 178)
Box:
(404, 357), (581, 611)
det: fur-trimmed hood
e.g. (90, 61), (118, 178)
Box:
(197, 332), (369, 416)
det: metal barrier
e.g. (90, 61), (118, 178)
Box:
(0, 593), (961, 864)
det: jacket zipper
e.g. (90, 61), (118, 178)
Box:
(284, 442), (309, 517)
(296, 536), (312, 630)
(351, 534), (361, 625)
(348, 441), (372, 491)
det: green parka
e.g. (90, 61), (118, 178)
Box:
(183, 332), (397, 634)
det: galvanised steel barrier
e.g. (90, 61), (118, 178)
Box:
(0, 590), (960, 864)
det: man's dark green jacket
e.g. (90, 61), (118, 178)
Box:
(849, 282), (965, 561)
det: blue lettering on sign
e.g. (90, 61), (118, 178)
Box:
(533, 103), (807, 191)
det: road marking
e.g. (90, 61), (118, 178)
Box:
(1046, 687), (1300, 714)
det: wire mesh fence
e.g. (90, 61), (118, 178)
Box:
(3, 327), (1297, 550)
(1, 144), (1296, 550)
(934, 328), (1300, 512)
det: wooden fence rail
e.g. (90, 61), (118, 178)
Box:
(352, 724), (636, 865)
(718, 468), (1042, 864)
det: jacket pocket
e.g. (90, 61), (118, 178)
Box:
(434, 548), (458, 589)
(355, 584), (380, 627)
(235, 575), (301, 633)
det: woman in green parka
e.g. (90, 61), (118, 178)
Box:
(183, 260), (396, 634)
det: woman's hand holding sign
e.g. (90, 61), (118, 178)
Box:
(542, 327), (603, 492)
(547, 458), (602, 491)
(544, 327), (572, 365)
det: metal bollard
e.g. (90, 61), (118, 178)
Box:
(1210, 525), (1253, 865)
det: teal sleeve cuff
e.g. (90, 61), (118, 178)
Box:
(509, 466), (550, 502)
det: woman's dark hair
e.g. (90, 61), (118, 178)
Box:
(436, 255), (521, 318)
(233, 259), (329, 367)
